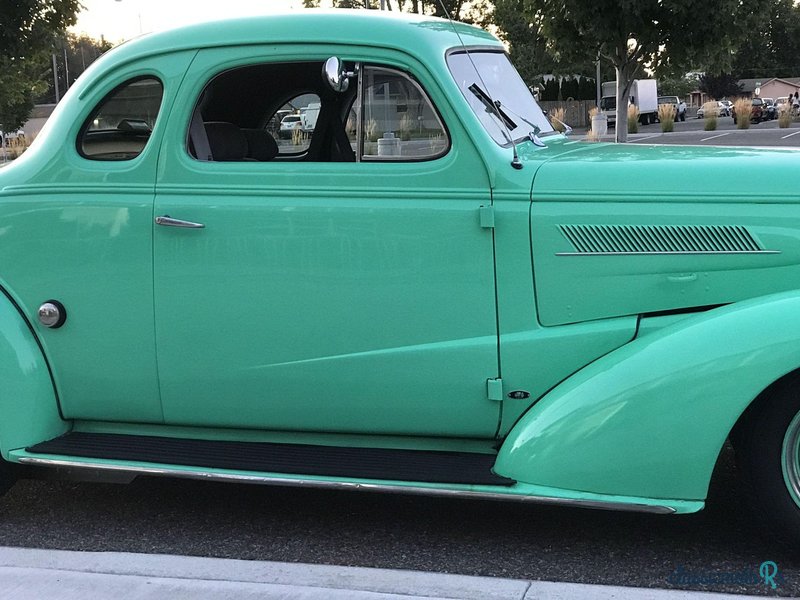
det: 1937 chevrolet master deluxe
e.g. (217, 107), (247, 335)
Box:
(2, 10), (800, 546)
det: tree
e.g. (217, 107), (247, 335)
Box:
(698, 73), (743, 100)
(518, 0), (754, 142)
(0, 0), (80, 130)
(657, 74), (700, 99)
(732, 0), (800, 79)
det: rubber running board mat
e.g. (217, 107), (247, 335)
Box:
(27, 432), (514, 486)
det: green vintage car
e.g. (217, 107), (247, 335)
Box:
(2, 10), (800, 545)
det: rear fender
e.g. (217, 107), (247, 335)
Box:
(0, 293), (68, 459)
(496, 291), (800, 501)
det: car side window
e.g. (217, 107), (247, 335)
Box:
(79, 77), (164, 161)
(187, 61), (447, 163)
(356, 66), (449, 161)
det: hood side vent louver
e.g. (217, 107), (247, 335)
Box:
(557, 224), (774, 255)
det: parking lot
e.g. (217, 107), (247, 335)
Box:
(599, 115), (800, 147)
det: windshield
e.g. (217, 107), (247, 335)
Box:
(447, 50), (553, 146)
(599, 96), (616, 111)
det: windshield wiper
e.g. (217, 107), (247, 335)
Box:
(469, 83), (517, 131)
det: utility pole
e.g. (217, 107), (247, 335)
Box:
(63, 47), (70, 91)
(596, 54), (601, 107)
(52, 54), (61, 103)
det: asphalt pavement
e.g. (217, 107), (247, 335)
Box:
(588, 115), (800, 147)
(0, 446), (796, 597)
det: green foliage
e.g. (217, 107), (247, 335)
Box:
(516, 0), (754, 141)
(0, 0), (80, 130)
(539, 78), (559, 101)
(37, 33), (113, 103)
(699, 73), (743, 100)
(732, 0), (800, 78)
(560, 77), (580, 100)
(492, 0), (609, 84)
(578, 77), (597, 102)
(658, 74), (699, 99)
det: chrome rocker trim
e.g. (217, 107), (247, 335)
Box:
(18, 456), (677, 514)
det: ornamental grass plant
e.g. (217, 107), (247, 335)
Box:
(627, 104), (639, 134)
(549, 107), (567, 132)
(778, 105), (792, 128)
(658, 104), (676, 132)
(734, 98), (752, 129)
(702, 102), (718, 131)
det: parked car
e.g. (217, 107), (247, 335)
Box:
(696, 101), (728, 118)
(657, 95), (686, 121)
(733, 97), (765, 124)
(762, 97), (777, 121)
(0, 129), (25, 146)
(278, 114), (302, 139)
(2, 11), (800, 548)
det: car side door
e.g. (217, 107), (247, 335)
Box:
(153, 45), (500, 437)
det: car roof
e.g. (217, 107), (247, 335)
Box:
(87, 11), (500, 80)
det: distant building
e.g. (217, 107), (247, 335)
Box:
(738, 78), (800, 100)
(689, 77), (800, 106)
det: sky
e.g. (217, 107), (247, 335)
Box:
(71, 0), (311, 43)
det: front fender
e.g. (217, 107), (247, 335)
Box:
(496, 291), (800, 502)
(0, 292), (68, 459)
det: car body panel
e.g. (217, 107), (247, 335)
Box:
(496, 291), (800, 500)
(0, 50), (196, 423)
(0, 293), (68, 457)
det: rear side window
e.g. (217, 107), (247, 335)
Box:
(79, 77), (164, 161)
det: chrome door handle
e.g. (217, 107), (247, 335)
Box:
(155, 215), (205, 229)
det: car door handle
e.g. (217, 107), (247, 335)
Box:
(155, 215), (205, 229)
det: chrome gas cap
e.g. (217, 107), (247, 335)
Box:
(38, 300), (67, 329)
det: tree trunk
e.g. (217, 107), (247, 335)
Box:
(614, 62), (636, 143)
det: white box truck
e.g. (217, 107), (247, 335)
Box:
(600, 79), (659, 127)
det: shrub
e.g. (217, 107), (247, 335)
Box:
(549, 107), (567, 132)
(627, 104), (640, 134)
(702, 101), (718, 131)
(778, 106), (792, 128)
(734, 98), (752, 129)
(658, 104), (676, 132)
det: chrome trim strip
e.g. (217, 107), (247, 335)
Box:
(556, 250), (781, 256)
(18, 456), (676, 515)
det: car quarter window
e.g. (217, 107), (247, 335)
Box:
(187, 60), (448, 163)
(79, 77), (164, 161)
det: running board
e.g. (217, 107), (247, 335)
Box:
(16, 456), (678, 514)
(26, 432), (513, 487)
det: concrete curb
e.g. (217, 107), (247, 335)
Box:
(0, 547), (766, 600)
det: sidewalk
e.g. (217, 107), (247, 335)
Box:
(0, 546), (770, 600)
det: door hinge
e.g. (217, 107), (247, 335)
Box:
(487, 377), (503, 401)
(479, 205), (495, 229)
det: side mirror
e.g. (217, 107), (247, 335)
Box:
(323, 57), (353, 93)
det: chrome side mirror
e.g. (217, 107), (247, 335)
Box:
(323, 57), (354, 93)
